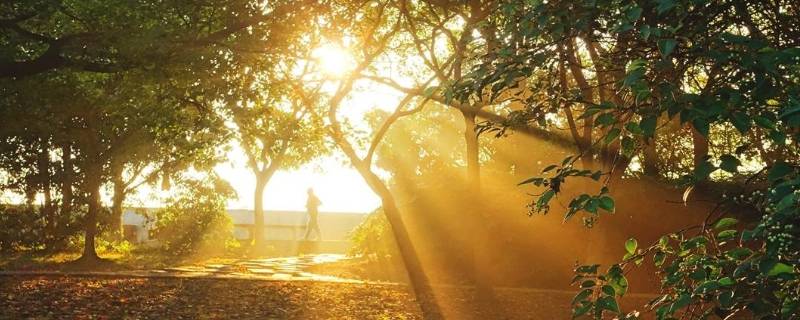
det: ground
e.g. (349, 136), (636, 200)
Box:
(0, 253), (658, 319)
(0, 276), (419, 319)
(0, 275), (659, 319)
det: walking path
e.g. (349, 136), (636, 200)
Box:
(0, 253), (363, 283)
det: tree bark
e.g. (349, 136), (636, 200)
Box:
(692, 127), (709, 174)
(462, 111), (481, 191)
(60, 143), (73, 216)
(642, 138), (660, 177)
(460, 109), (499, 308)
(356, 163), (443, 319)
(111, 167), (126, 240)
(328, 112), (442, 318)
(253, 175), (267, 248)
(562, 40), (596, 170)
(82, 165), (102, 260)
(38, 143), (52, 217)
(39, 141), (55, 249)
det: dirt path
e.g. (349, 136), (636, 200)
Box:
(0, 254), (361, 283)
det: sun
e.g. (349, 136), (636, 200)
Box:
(313, 43), (355, 77)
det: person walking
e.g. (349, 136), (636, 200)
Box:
(303, 188), (322, 241)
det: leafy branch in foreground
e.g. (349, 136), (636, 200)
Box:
(450, 0), (800, 319)
(571, 163), (799, 319)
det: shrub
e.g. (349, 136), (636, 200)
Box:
(348, 208), (398, 260)
(150, 176), (238, 256)
(0, 204), (45, 252)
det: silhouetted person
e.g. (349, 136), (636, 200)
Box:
(303, 188), (322, 241)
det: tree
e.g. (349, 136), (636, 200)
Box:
(292, 1), (444, 318)
(225, 71), (327, 249)
(456, 0), (800, 318)
(1, 0), (313, 260)
(0, 0), (306, 78)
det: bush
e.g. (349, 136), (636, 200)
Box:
(150, 176), (238, 256)
(66, 235), (134, 256)
(0, 204), (45, 252)
(348, 208), (398, 260)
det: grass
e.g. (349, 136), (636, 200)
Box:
(0, 243), (280, 272)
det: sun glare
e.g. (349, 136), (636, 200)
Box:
(313, 43), (354, 77)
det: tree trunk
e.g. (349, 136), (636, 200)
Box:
(82, 167), (102, 260)
(692, 127), (709, 174)
(642, 138), (660, 177)
(461, 110), (499, 308)
(39, 142), (55, 245)
(462, 111), (481, 191)
(253, 175), (267, 248)
(111, 169), (126, 240)
(61, 143), (73, 216)
(361, 168), (443, 319)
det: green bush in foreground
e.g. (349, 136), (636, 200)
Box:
(151, 176), (239, 257)
(348, 208), (398, 261)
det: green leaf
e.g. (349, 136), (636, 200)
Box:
(718, 277), (735, 286)
(768, 162), (793, 182)
(640, 25), (652, 40)
(626, 6), (643, 21)
(767, 263), (794, 276)
(621, 136), (635, 156)
(754, 116), (776, 129)
(538, 189), (556, 206)
(719, 154), (741, 173)
(573, 302), (592, 317)
(572, 288), (593, 305)
(653, 251), (666, 266)
(656, 0), (676, 14)
(727, 247), (753, 260)
(625, 238), (638, 254)
(782, 300), (799, 317)
(669, 294), (691, 312)
(729, 112), (751, 133)
(717, 229), (737, 241)
(604, 128), (621, 144)
(714, 217), (738, 230)
(595, 113), (616, 126)
(779, 103), (800, 121)
(602, 285), (616, 296)
(692, 118), (710, 137)
(542, 164), (558, 173)
(694, 160), (716, 180)
(598, 296), (620, 313)
(658, 39), (677, 58)
(599, 196), (615, 212)
(624, 122), (642, 134)
(640, 116), (657, 137)
(719, 291), (734, 308)
(518, 177), (543, 186)
(576, 264), (600, 274)
(609, 274), (628, 296)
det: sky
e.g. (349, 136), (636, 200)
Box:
(214, 153), (381, 213)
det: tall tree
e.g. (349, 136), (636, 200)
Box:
(225, 73), (327, 249)
(294, 1), (444, 317)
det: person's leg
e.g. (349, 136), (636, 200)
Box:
(313, 223), (321, 240)
(303, 223), (312, 240)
